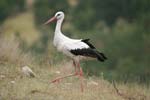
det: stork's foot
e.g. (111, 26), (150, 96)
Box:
(50, 73), (78, 84)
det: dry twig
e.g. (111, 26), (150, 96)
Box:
(112, 80), (146, 100)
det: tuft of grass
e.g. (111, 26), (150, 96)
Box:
(0, 37), (33, 66)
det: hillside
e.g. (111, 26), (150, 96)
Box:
(0, 11), (149, 100)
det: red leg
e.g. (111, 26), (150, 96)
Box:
(77, 62), (84, 92)
(50, 73), (77, 83)
(73, 60), (79, 75)
(50, 60), (78, 83)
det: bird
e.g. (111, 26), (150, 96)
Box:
(44, 11), (107, 92)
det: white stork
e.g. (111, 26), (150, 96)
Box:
(44, 11), (107, 92)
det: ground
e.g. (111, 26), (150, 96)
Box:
(0, 60), (149, 100)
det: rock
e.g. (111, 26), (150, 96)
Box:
(22, 66), (36, 78)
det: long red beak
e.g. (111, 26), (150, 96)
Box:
(44, 16), (57, 25)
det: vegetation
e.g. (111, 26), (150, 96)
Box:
(0, 0), (150, 99)
(0, 36), (149, 99)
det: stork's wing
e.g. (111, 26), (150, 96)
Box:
(64, 40), (107, 62)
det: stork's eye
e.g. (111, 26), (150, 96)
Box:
(57, 14), (61, 16)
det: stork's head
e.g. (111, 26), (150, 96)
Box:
(44, 11), (64, 25)
(55, 11), (64, 20)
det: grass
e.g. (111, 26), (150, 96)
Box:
(0, 11), (150, 100)
(0, 38), (149, 100)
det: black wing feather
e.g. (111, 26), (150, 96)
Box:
(81, 39), (95, 49)
(70, 48), (107, 62)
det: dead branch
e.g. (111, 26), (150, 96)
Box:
(112, 80), (137, 100)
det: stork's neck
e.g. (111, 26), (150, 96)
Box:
(55, 18), (63, 34)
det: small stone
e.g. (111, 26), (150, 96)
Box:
(22, 66), (36, 78)
(55, 71), (61, 74)
(10, 81), (15, 84)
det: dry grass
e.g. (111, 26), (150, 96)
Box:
(0, 37), (33, 66)
(0, 60), (149, 100)
(0, 43), (149, 100)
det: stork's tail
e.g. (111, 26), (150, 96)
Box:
(94, 50), (107, 62)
